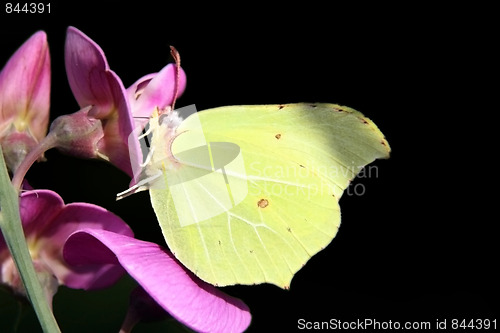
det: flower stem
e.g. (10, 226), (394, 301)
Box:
(11, 132), (58, 190)
(0, 146), (61, 333)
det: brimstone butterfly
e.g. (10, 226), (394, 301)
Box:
(123, 103), (390, 289)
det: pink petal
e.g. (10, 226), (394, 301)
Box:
(131, 64), (187, 119)
(53, 231), (124, 290)
(64, 27), (128, 120)
(0, 31), (50, 142)
(12, 190), (133, 289)
(64, 230), (251, 333)
(64, 27), (138, 177)
(126, 73), (156, 107)
(1, 190), (64, 253)
(125, 73), (157, 153)
(0, 188), (45, 252)
(19, 190), (64, 236)
(43, 203), (133, 289)
(96, 70), (138, 177)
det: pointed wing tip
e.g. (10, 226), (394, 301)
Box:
(381, 139), (392, 157)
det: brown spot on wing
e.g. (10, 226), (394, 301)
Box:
(257, 199), (269, 208)
(275, 133), (281, 139)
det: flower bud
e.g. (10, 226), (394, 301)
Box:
(50, 106), (104, 159)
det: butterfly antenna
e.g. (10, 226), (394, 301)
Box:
(170, 45), (181, 111)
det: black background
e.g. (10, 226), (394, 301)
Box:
(1, 2), (496, 332)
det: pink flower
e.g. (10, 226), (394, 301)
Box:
(0, 189), (249, 332)
(126, 63), (187, 122)
(63, 27), (186, 177)
(64, 229), (251, 333)
(0, 190), (133, 305)
(0, 31), (50, 172)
